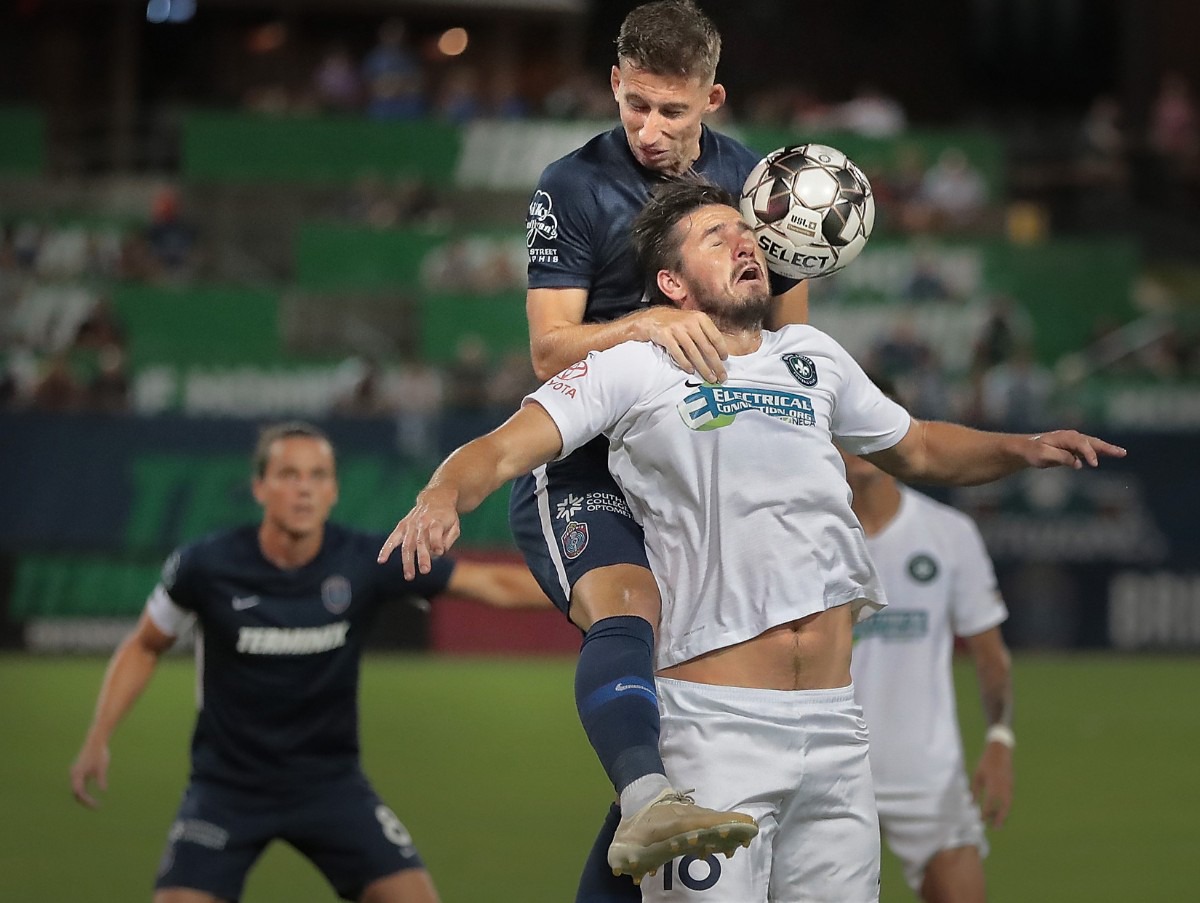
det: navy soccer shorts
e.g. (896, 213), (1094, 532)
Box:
(508, 436), (650, 616)
(155, 771), (426, 902)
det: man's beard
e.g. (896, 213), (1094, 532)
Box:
(695, 285), (772, 333)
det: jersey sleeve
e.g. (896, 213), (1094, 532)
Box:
(374, 548), (456, 602)
(524, 345), (649, 458)
(144, 545), (199, 637)
(827, 339), (912, 454)
(949, 514), (1009, 637)
(526, 160), (599, 290)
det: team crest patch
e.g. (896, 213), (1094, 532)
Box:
(782, 353), (818, 387)
(907, 554), (939, 583)
(560, 520), (589, 559)
(527, 190), (558, 247)
(321, 575), (353, 614)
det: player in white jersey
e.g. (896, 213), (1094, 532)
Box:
(845, 423), (1013, 903)
(378, 180), (1124, 901)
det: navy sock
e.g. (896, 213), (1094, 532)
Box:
(575, 802), (641, 903)
(575, 615), (665, 793)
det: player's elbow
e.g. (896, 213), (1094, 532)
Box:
(531, 358), (559, 382)
(529, 333), (573, 382)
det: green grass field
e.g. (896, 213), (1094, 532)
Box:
(0, 653), (1196, 902)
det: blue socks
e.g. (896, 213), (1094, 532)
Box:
(575, 802), (640, 903)
(575, 615), (666, 796)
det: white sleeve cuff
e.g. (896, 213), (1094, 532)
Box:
(145, 584), (193, 637)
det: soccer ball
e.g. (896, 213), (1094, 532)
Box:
(740, 144), (875, 280)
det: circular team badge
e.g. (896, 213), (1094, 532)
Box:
(907, 554), (939, 583)
(321, 575), (353, 614)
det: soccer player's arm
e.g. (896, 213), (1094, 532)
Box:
(445, 560), (553, 610)
(380, 345), (642, 577)
(527, 288), (729, 384)
(963, 626), (1014, 828)
(866, 418), (1126, 485)
(70, 554), (192, 809)
(951, 516), (1015, 829)
(379, 402), (566, 577)
(524, 167), (728, 383)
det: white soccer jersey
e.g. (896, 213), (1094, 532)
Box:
(528, 324), (911, 670)
(850, 487), (1008, 794)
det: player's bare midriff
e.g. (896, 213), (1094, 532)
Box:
(657, 603), (855, 691)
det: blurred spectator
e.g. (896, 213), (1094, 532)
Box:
(834, 83), (907, 138)
(911, 147), (990, 231)
(488, 351), (539, 414)
(31, 352), (83, 411)
(86, 343), (131, 413)
(73, 297), (126, 351)
(144, 187), (200, 281)
(1078, 94), (1127, 186)
(542, 68), (613, 120)
(903, 252), (954, 301)
(788, 86), (836, 132)
(1149, 72), (1199, 182)
(444, 333), (491, 412)
(0, 340), (39, 408)
(313, 43), (364, 113)
(333, 357), (395, 417)
(488, 66), (530, 120)
(867, 314), (932, 382)
(977, 343), (1056, 431)
(435, 67), (483, 125)
(362, 18), (426, 120)
(970, 294), (1035, 377)
(394, 358), (444, 461)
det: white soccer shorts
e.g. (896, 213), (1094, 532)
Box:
(640, 678), (880, 903)
(875, 772), (988, 892)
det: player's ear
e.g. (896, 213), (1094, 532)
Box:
(251, 476), (267, 506)
(656, 269), (687, 305)
(610, 65), (622, 100)
(706, 82), (726, 113)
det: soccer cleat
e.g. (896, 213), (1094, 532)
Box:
(607, 788), (758, 882)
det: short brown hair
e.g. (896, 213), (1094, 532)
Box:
(253, 421), (333, 477)
(616, 1), (721, 83)
(631, 177), (738, 304)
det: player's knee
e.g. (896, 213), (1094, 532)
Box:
(569, 564), (662, 631)
(921, 845), (985, 903)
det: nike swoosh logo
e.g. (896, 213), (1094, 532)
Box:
(232, 595), (260, 610)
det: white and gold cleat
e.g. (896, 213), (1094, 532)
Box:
(607, 788), (758, 883)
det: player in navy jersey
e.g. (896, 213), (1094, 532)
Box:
(513, 1), (810, 887)
(70, 422), (550, 903)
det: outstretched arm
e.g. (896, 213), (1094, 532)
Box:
(865, 420), (1126, 486)
(963, 626), (1015, 828)
(70, 611), (176, 808)
(446, 561), (553, 610)
(378, 402), (565, 578)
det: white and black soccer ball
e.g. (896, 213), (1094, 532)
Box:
(740, 144), (875, 280)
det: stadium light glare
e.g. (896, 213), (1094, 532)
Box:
(146, 0), (196, 24)
(437, 28), (469, 57)
(145, 0), (170, 23)
(168, 0), (196, 24)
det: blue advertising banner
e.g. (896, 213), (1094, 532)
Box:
(2, 414), (1198, 650)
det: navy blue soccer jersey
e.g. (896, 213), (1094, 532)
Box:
(153, 523), (454, 791)
(525, 123), (796, 323)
